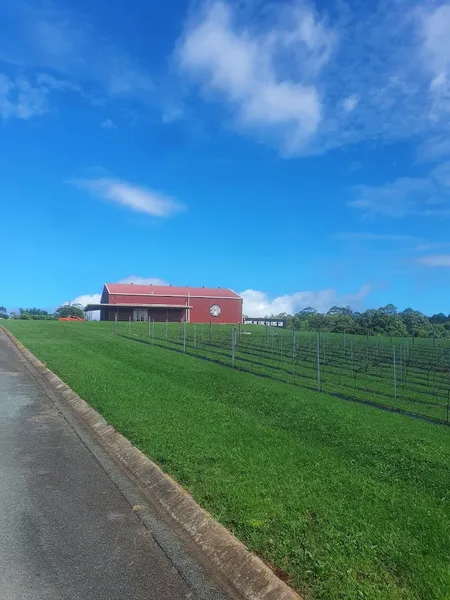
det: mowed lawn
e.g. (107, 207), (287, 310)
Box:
(4, 321), (450, 600)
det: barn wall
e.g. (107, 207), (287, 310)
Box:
(101, 292), (242, 324)
(190, 297), (242, 324)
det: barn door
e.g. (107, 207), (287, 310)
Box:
(133, 308), (148, 321)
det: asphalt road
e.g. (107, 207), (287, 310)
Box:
(0, 333), (228, 600)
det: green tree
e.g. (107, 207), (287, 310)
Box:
(327, 306), (352, 316)
(277, 303), (450, 339)
(309, 313), (328, 331)
(301, 307), (317, 314)
(55, 304), (84, 318)
(430, 313), (447, 324)
(400, 308), (432, 337)
(292, 308), (315, 330)
(379, 304), (398, 315)
(328, 313), (357, 333)
(19, 308), (49, 316)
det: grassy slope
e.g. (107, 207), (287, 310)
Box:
(5, 321), (450, 600)
(126, 321), (450, 422)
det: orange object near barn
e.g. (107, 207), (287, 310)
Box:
(58, 316), (84, 322)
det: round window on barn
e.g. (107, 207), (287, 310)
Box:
(209, 304), (222, 317)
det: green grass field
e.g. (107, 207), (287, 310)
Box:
(119, 320), (450, 424)
(4, 320), (450, 600)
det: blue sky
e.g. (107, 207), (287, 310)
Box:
(1, 0), (450, 316)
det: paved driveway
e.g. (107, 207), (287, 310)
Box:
(0, 332), (227, 600)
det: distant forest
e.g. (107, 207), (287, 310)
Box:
(266, 305), (450, 338)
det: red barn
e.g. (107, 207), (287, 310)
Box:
(84, 283), (243, 324)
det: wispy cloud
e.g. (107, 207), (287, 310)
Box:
(409, 241), (450, 252)
(240, 285), (372, 316)
(334, 232), (420, 243)
(5, 0), (450, 157)
(64, 293), (101, 308)
(420, 4), (450, 74)
(71, 178), (186, 217)
(348, 162), (450, 218)
(101, 118), (117, 130)
(35, 73), (81, 93)
(417, 135), (450, 163)
(174, 0), (450, 155)
(419, 3), (450, 118)
(0, 2), (153, 103)
(0, 72), (48, 119)
(177, 1), (331, 154)
(416, 254), (450, 267)
(341, 95), (359, 114)
(0, 69), (81, 120)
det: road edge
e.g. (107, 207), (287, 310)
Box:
(1, 326), (303, 600)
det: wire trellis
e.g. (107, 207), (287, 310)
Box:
(118, 321), (450, 426)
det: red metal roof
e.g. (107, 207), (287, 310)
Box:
(105, 283), (241, 299)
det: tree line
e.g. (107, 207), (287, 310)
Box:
(267, 304), (450, 339)
(2, 303), (450, 339)
(0, 304), (85, 320)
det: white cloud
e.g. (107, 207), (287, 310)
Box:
(0, 70), (84, 120)
(417, 135), (450, 162)
(117, 276), (168, 285)
(4, 0), (450, 155)
(71, 178), (186, 217)
(416, 3), (450, 123)
(348, 162), (450, 218)
(240, 285), (372, 316)
(173, 1), (450, 155)
(60, 293), (102, 320)
(0, 3), (153, 100)
(420, 4), (450, 78)
(101, 118), (117, 129)
(35, 73), (81, 92)
(349, 178), (432, 218)
(342, 94), (359, 113)
(177, 1), (329, 153)
(66, 293), (102, 307)
(416, 254), (450, 267)
(0, 73), (49, 119)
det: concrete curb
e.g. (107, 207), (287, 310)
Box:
(2, 327), (303, 600)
